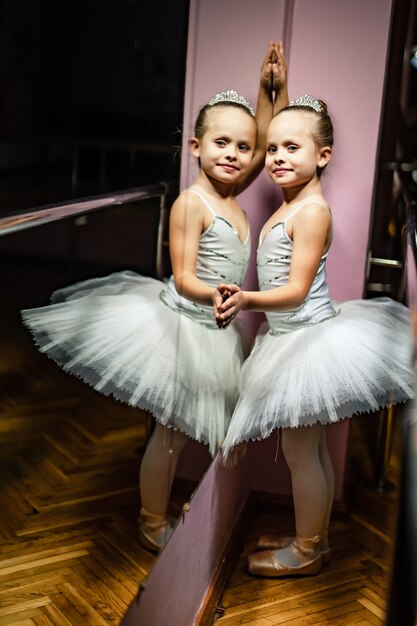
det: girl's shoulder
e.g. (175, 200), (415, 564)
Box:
(170, 187), (215, 228)
(290, 196), (331, 222)
(173, 187), (207, 210)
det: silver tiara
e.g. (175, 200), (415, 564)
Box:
(289, 94), (323, 113)
(208, 90), (255, 116)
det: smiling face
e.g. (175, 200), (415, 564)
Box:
(190, 106), (257, 185)
(265, 109), (332, 191)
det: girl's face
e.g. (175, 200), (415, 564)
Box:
(190, 107), (257, 184)
(265, 110), (331, 189)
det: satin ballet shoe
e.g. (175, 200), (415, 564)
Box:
(248, 535), (322, 578)
(137, 507), (173, 553)
(256, 533), (332, 565)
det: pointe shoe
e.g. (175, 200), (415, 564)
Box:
(256, 533), (332, 565)
(248, 535), (322, 578)
(137, 507), (173, 553)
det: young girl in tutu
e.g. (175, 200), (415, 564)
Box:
(21, 43), (288, 552)
(217, 95), (414, 576)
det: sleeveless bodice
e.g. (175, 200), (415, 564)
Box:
(161, 189), (251, 328)
(257, 199), (336, 335)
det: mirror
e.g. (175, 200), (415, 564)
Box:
(0, 2), (214, 615)
(0, 190), (212, 603)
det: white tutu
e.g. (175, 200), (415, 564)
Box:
(21, 271), (245, 455)
(223, 297), (414, 453)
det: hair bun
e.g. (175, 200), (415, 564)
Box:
(317, 99), (328, 114)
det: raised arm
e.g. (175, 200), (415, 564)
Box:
(236, 41), (288, 194)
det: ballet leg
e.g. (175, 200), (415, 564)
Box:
(256, 426), (334, 566)
(138, 422), (188, 552)
(250, 424), (327, 575)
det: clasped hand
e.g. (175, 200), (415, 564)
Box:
(213, 283), (245, 329)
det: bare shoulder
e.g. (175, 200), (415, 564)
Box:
(171, 190), (206, 218)
(296, 199), (331, 227)
(170, 189), (208, 231)
(290, 199), (332, 245)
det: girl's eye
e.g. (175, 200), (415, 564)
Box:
(215, 140), (226, 147)
(267, 145), (277, 154)
(238, 144), (250, 152)
(287, 145), (298, 152)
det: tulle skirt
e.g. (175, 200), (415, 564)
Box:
(21, 271), (246, 455)
(223, 297), (414, 454)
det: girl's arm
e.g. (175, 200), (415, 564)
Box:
(169, 193), (222, 308)
(216, 204), (331, 323)
(235, 42), (288, 195)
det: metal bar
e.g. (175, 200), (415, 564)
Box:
(0, 181), (175, 237)
(382, 161), (417, 171)
(155, 182), (169, 280)
(368, 257), (403, 268)
(366, 282), (393, 292)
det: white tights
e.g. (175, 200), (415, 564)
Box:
(281, 424), (334, 539)
(139, 422), (188, 517)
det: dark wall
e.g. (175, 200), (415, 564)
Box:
(0, 0), (189, 212)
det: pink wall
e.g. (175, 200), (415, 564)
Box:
(287, 0), (393, 301)
(180, 0), (287, 191)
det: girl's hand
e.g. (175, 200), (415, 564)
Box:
(213, 287), (232, 327)
(272, 41), (287, 94)
(213, 288), (224, 324)
(217, 283), (247, 327)
(259, 41), (277, 95)
(214, 285), (234, 328)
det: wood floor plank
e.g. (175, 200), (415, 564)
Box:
(0, 597), (51, 618)
(0, 569), (70, 595)
(357, 608), (385, 625)
(0, 541), (93, 568)
(357, 597), (385, 620)
(80, 554), (139, 606)
(313, 609), (366, 625)
(32, 615), (57, 626)
(42, 603), (74, 626)
(0, 607), (44, 626)
(0, 550), (90, 578)
(66, 563), (127, 622)
(54, 582), (109, 626)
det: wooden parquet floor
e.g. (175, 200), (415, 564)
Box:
(214, 507), (391, 626)
(213, 411), (404, 626)
(0, 314), (193, 625)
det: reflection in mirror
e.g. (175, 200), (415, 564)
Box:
(0, 188), (213, 623)
(0, 1), (211, 621)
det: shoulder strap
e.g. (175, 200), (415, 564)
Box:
(284, 198), (333, 256)
(284, 198), (331, 223)
(183, 189), (216, 217)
